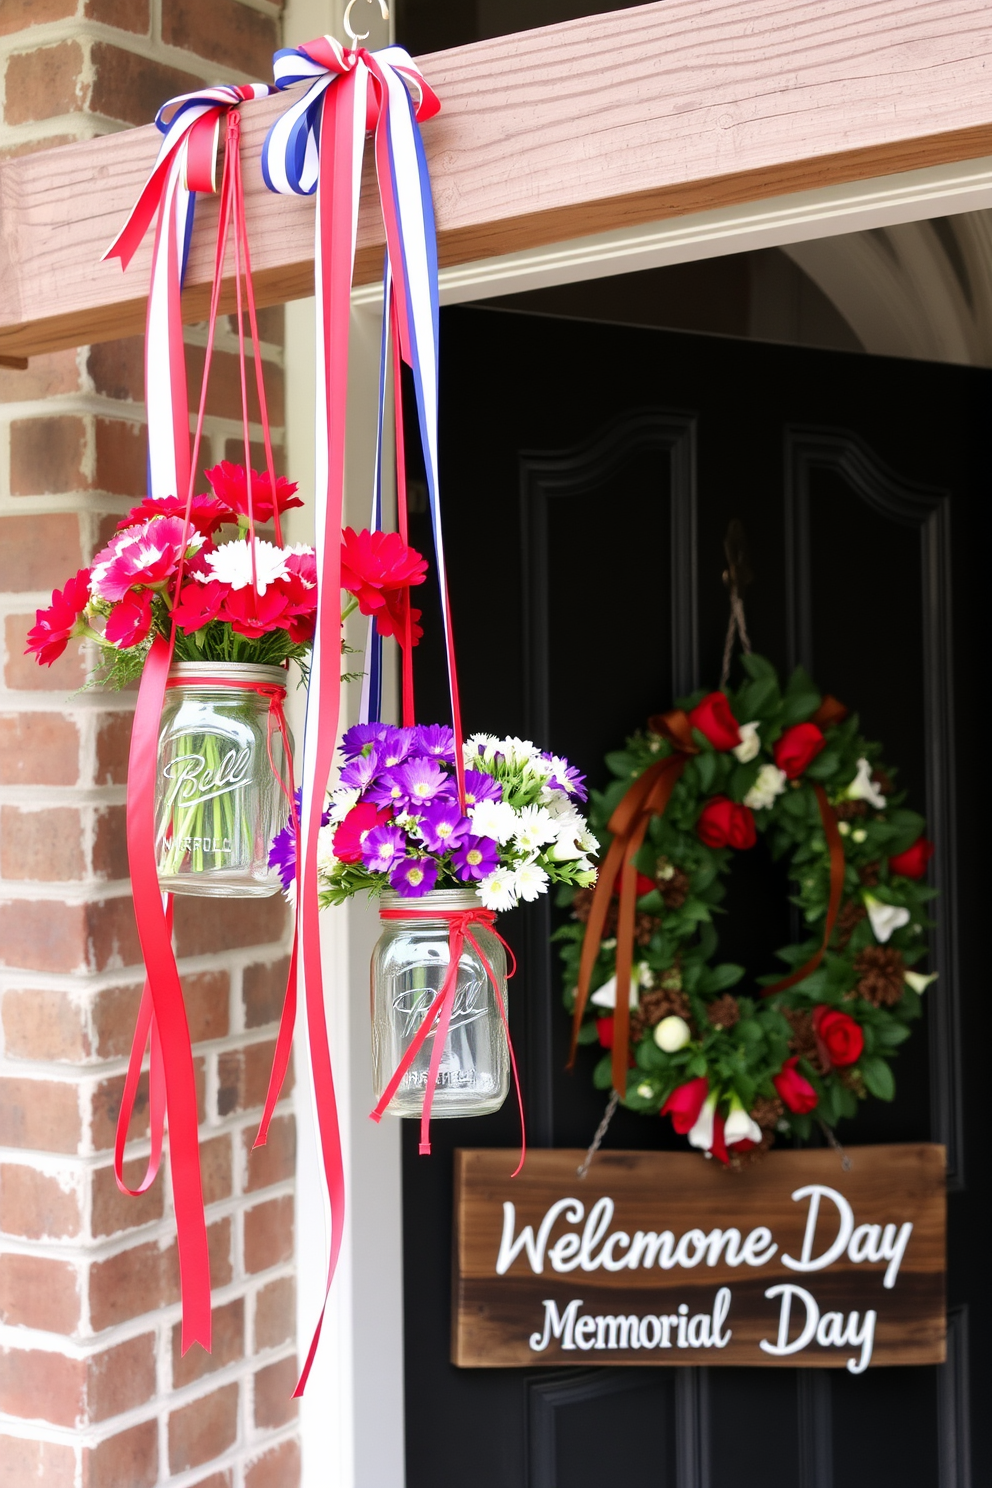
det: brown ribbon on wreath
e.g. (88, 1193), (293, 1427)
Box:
(569, 709), (700, 1096)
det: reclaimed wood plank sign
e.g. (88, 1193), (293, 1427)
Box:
(452, 1146), (945, 1371)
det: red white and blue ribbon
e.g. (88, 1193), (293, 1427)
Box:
(261, 35), (455, 1392)
(104, 82), (270, 1359)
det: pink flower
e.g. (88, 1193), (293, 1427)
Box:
(91, 517), (202, 603)
(118, 494), (232, 538)
(105, 588), (154, 648)
(171, 579), (230, 633)
(205, 461), (304, 525)
(217, 585), (290, 639)
(332, 802), (392, 864)
(25, 569), (91, 666)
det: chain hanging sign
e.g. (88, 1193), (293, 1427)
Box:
(452, 1146), (945, 1371)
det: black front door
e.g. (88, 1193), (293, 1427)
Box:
(403, 306), (988, 1488)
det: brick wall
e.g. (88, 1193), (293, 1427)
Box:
(0, 3), (303, 1485)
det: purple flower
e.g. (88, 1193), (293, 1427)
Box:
(268, 789), (328, 890)
(398, 756), (450, 809)
(361, 823), (407, 873)
(339, 746), (382, 792)
(389, 855), (439, 896)
(418, 800), (470, 853)
(341, 722), (388, 760)
(378, 726), (417, 769)
(365, 769), (407, 810)
(452, 834), (499, 881)
(415, 723), (455, 761)
(463, 769), (502, 808)
(545, 756), (588, 802)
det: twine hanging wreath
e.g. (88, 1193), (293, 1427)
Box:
(558, 558), (936, 1169)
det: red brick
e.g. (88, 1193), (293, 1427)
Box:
(91, 1158), (163, 1237)
(244, 1195), (293, 1273)
(218, 1039), (284, 1117)
(4, 614), (86, 691)
(0, 1077), (80, 1152)
(0, 900), (84, 973)
(188, 1474), (232, 1488)
(87, 1333), (156, 1422)
(87, 335), (144, 402)
(85, 0), (151, 31)
(185, 969), (230, 1044)
(243, 957), (290, 1028)
(91, 1070), (148, 1151)
(0, 514), (82, 592)
(0, 0), (75, 38)
(9, 415), (87, 494)
(0, 348), (79, 402)
(0, 1435), (75, 1488)
(174, 893), (288, 958)
(223, 437), (286, 477)
(1, 805), (85, 882)
(162, 0), (278, 77)
(82, 1419), (157, 1488)
(243, 1114), (295, 1193)
(168, 1382), (239, 1474)
(228, 306), (284, 347)
(2, 987), (88, 1061)
(0, 1163), (81, 1239)
(88, 895), (141, 971)
(95, 710), (133, 785)
(89, 42), (201, 130)
(200, 1133), (233, 1205)
(91, 982), (141, 1059)
(3, 41), (83, 126)
(253, 1355), (298, 1428)
(0, 1346), (84, 1426)
(209, 1215), (233, 1288)
(94, 416), (146, 496)
(172, 1297), (243, 1387)
(245, 1438), (301, 1488)
(186, 346), (285, 427)
(92, 804), (128, 880)
(0, 1253), (80, 1332)
(0, 713), (79, 786)
(254, 1276), (294, 1351)
(89, 1238), (178, 1331)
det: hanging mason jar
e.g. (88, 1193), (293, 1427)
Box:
(371, 888), (510, 1119)
(156, 662), (292, 898)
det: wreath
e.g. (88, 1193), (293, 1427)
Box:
(556, 653), (937, 1168)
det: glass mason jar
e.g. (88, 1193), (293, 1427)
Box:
(155, 662), (292, 898)
(371, 888), (510, 1119)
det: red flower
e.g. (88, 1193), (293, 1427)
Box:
(218, 585), (290, 639)
(774, 722), (826, 780)
(610, 868), (657, 898)
(205, 461), (304, 525)
(772, 1056), (818, 1114)
(812, 1005), (864, 1068)
(697, 796), (757, 850)
(25, 569), (91, 666)
(91, 516), (196, 603)
(341, 528), (428, 617)
(688, 692), (741, 751)
(332, 802), (392, 864)
(709, 1112), (730, 1164)
(889, 836), (934, 879)
(105, 588), (153, 648)
(374, 592), (424, 649)
(661, 1077), (708, 1134)
(119, 494), (232, 538)
(172, 579), (230, 633)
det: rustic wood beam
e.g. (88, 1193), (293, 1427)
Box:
(2, 0), (992, 358)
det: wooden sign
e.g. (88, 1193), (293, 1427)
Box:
(452, 1146), (945, 1371)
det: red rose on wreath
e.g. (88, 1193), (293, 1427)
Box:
(772, 1056), (818, 1113)
(812, 1005), (864, 1068)
(688, 692), (741, 751)
(774, 721), (826, 779)
(660, 1077), (708, 1134)
(889, 836), (934, 879)
(697, 796), (757, 850)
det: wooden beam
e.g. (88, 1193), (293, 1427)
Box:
(2, 0), (992, 358)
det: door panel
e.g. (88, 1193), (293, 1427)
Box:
(403, 307), (989, 1488)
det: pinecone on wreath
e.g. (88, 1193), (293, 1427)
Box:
(835, 798), (868, 821)
(784, 1008), (827, 1073)
(655, 858), (691, 909)
(639, 986), (691, 1025)
(835, 898), (868, 949)
(854, 945), (906, 1007)
(571, 887), (619, 938)
(751, 1095), (785, 1130)
(707, 994), (741, 1029)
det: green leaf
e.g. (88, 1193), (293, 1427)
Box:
(693, 751), (717, 794)
(699, 962), (746, 993)
(860, 1056), (895, 1101)
(805, 749), (839, 779)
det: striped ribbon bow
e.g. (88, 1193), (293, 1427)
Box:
(260, 36), (450, 1394)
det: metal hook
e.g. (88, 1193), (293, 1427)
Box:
(342, 0), (389, 47)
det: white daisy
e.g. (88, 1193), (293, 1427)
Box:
(510, 861), (549, 903)
(327, 787), (360, 823)
(469, 798), (518, 844)
(512, 805), (558, 853)
(316, 822), (339, 871)
(499, 736), (540, 768)
(478, 867), (518, 912)
(205, 538), (288, 595)
(733, 722), (761, 763)
(744, 763), (788, 811)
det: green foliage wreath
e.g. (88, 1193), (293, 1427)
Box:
(556, 655), (937, 1166)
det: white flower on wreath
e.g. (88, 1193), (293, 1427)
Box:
(845, 757), (886, 810)
(469, 798), (518, 844)
(590, 968), (642, 1010)
(478, 866), (518, 912)
(204, 537), (288, 595)
(733, 721), (761, 763)
(864, 893), (911, 943)
(688, 1091), (718, 1153)
(510, 861), (549, 903)
(512, 804), (558, 853)
(724, 1095), (762, 1147)
(744, 762), (788, 811)
(904, 970), (938, 993)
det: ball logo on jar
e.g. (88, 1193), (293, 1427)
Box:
(162, 746), (253, 808)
